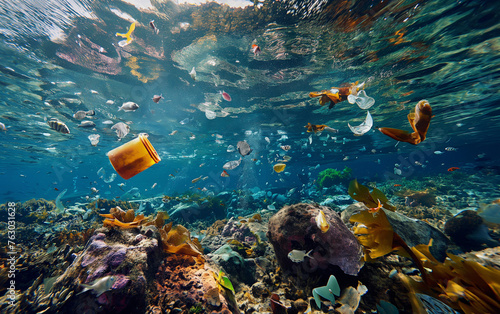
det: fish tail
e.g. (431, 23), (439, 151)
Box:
(306, 249), (314, 259)
(87, 110), (95, 116)
(118, 106), (122, 111)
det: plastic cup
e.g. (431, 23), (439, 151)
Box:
(107, 134), (161, 180)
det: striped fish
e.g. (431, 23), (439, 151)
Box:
(47, 118), (70, 134)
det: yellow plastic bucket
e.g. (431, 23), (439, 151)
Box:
(107, 134), (161, 180)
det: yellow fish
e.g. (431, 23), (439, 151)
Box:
(116, 22), (136, 46)
(315, 210), (330, 233)
(273, 163), (286, 173)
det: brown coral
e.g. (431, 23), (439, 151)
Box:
(159, 223), (203, 257)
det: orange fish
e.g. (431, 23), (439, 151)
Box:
(393, 184), (402, 187)
(379, 100), (432, 145)
(448, 167), (460, 172)
(251, 44), (261, 55)
(368, 199), (383, 215)
(54, 187), (59, 191)
(304, 123), (338, 134)
(221, 170), (230, 177)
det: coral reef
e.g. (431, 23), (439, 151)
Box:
(316, 167), (352, 189)
(87, 199), (138, 212)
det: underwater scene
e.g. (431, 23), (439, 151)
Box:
(1, 0), (500, 313)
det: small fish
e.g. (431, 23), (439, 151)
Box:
(78, 120), (96, 128)
(251, 44), (261, 55)
(393, 184), (402, 187)
(220, 91), (231, 102)
(47, 118), (70, 134)
(448, 167), (460, 172)
(273, 163), (286, 173)
(106, 100), (114, 105)
(73, 110), (95, 120)
(221, 170), (230, 177)
(223, 158), (242, 170)
(315, 210), (330, 233)
(149, 20), (159, 34)
(189, 67), (196, 81)
(192, 176), (203, 184)
(265, 137), (270, 144)
(152, 94), (163, 103)
(288, 249), (313, 263)
(237, 141), (252, 156)
(102, 120), (114, 125)
(434, 151), (444, 155)
(368, 199), (383, 215)
(91, 187), (99, 194)
(77, 275), (117, 297)
(118, 102), (139, 112)
(111, 122), (130, 139)
(445, 147), (457, 151)
(151, 182), (157, 189)
(280, 145), (291, 151)
(169, 130), (178, 136)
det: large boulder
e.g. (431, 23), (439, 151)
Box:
(267, 203), (363, 280)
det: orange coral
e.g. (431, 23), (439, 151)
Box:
(99, 206), (148, 229)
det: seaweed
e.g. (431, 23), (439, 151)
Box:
(317, 167), (352, 189)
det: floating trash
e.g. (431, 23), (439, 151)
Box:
(347, 90), (375, 109)
(88, 134), (100, 146)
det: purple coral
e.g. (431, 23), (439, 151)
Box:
(222, 218), (252, 243)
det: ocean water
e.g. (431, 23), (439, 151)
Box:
(0, 0), (498, 204)
(0, 0), (499, 312)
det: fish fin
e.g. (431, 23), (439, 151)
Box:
(306, 249), (314, 259)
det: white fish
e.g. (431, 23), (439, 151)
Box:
(77, 276), (117, 297)
(102, 120), (114, 125)
(189, 67), (196, 80)
(111, 122), (130, 139)
(237, 141), (252, 156)
(73, 110), (95, 120)
(223, 158), (242, 170)
(288, 249), (314, 263)
(348, 111), (373, 136)
(265, 137), (270, 144)
(118, 101), (139, 112)
(433, 151), (444, 155)
(106, 100), (115, 105)
(78, 120), (96, 128)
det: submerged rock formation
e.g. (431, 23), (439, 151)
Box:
(267, 203), (363, 283)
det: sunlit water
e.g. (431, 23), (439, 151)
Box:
(0, 0), (499, 203)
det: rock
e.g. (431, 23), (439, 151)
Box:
(445, 210), (499, 250)
(267, 203), (363, 280)
(208, 244), (255, 285)
(250, 282), (267, 298)
(291, 299), (309, 314)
